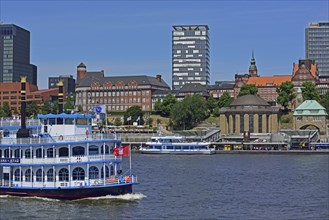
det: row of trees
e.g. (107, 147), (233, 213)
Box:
(0, 96), (76, 118)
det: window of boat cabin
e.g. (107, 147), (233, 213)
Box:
(4, 149), (11, 158)
(89, 145), (99, 155)
(14, 149), (22, 158)
(0, 149), (2, 158)
(36, 148), (44, 158)
(59, 168), (69, 181)
(182, 146), (189, 150)
(59, 147), (69, 157)
(47, 148), (54, 158)
(65, 118), (74, 125)
(73, 167), (85, 180)
(47, 169), (54, 182)
(36, 169), (45, 182)
(72, 146), (85, 156)
(25, 149), (33, 158)
(25, 169), (33, 182)
(89, 166), (99, 179)
(166, 145), (173, 149)
(101, 166), (110, 178)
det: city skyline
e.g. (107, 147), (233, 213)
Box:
(1, 0), (328, 89)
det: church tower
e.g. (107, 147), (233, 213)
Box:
(249, 50), (258, 77)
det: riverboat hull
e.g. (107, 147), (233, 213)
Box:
(0, 183), (134, 200)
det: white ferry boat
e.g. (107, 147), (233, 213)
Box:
(0, 113), (138, 200)
(140, 136), (215, 155)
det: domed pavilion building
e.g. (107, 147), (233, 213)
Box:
(219, 95), (280, 134)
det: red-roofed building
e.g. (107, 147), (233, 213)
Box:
(292, 59), (318, 86)
(247, 75), (292, 106)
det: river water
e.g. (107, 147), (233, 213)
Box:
(0, 153), (328, 219)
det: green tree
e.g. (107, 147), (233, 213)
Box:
(0, 102), (11, 117)
(154, 93), (177, 117)
(77, 105), (83, 113)
(301, 82), (320, 101)
(26, 101), (39, 117)
(207, 95), (216, 114)
(170, 94), (208, 130)
(124, 106), (143, 125)
(217, 91), (233, 108)
(51, 100), (58, 114)
(320, 91), (329, 114)
(238, 84), (258, 97)
(277, 81), (296, 109)
(41, 101), (52, 114)
(64, 96), (75, 113)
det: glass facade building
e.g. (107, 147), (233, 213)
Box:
(0, 24), (37, 85)
(305, 22), (329, 77)
(172, 25), (210, 90)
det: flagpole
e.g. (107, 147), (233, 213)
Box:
(129, 144), (132, 176)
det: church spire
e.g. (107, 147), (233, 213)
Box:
(249, 49), (258, 77)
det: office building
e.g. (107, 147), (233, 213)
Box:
(0, 24), (37, 85)
(305, 22), (329, 77)
(172, 25), (210, 90)
(49, 75), (76, 97)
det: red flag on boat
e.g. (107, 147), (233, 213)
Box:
(114, 145), (130, 156)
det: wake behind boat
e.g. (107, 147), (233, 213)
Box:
(140, 136), (215, 155)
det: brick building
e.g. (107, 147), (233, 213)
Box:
(247, 75), (292, 106)
(0, 82), (58, 112)
(75, 63), (170, 112)
(291, 59), (318, 86)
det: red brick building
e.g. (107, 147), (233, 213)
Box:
(0, 82), (58, 112)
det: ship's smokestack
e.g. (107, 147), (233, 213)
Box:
(16, 76), (30, 138)
(58, 80), (64, 114)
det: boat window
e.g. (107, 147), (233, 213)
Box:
(183, 146), (189, 150)
(49, 118), (56, 125)
(110, 165), (114, 175)
(59, 147), (69, 157)
(47, 169), (54, 182)
(72, 146), (85, 156)
(25, 149), (33, 159)
(47, 148), (54, 158)
(65, 118), (74, 125)
(0, 149), (2, 158)
(155, 146), (161, 150)
(14, 149), (22, 158)
(89, 145), (99, 155)
(36, 169), (45, 182)
(101, 166), (109, 178)
(59, 168), (69, 181)
(4, 149), (11, 158)
(89, 166), (99, 179)
(14, 169), (22, 181)
(73, 167), (85, 181)
(167, 146), (173, 149)
(36, 148), (44, 158)
(101, 145), (110, 154)
(25, 169), (33, 182)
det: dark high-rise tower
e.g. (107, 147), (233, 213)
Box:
(172, 25), (210, 90)
(305, 22), (329, 77)
(0, 24), (37, 85)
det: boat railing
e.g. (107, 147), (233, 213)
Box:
(0, 133), (121, 145)
(0, 118), (41, 127)
(19, 155), (119, 165)
(0, 175), (138, 188)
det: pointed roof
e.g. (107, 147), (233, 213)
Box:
(293, 100), (327, 116)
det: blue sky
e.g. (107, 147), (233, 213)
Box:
(1, 0), (328, 89)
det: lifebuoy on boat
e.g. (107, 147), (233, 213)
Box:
(59, 135), (64, 141)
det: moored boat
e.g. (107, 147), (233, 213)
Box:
(140, 136), (215, 155)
